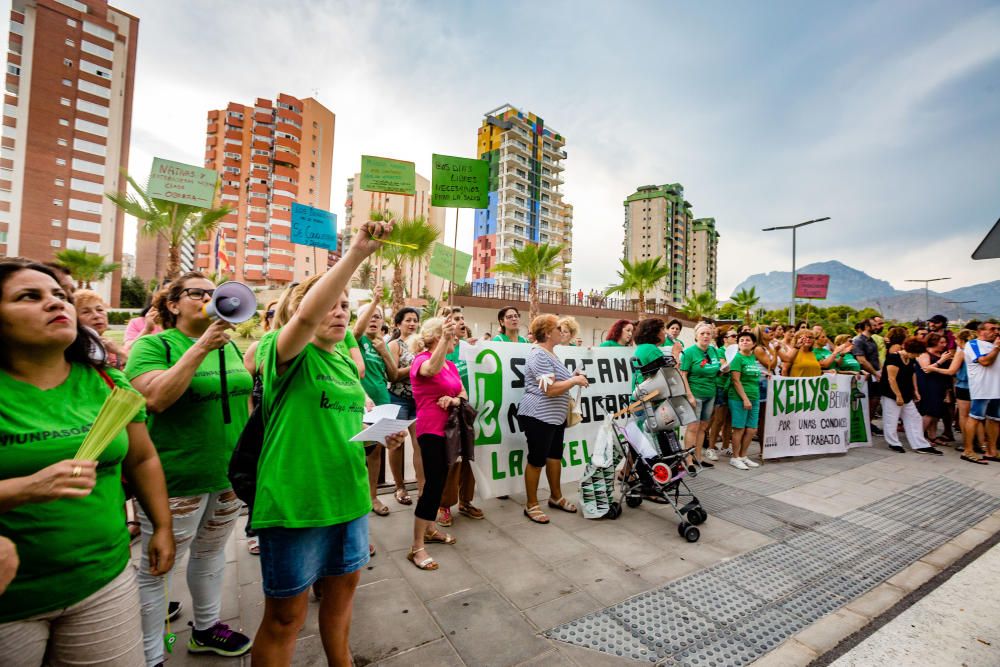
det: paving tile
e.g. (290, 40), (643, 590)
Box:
(350, 578), (443, 665)
(505, 521), (592, 563)
(549, 639), (650, 666)
(844, 582), (908, 620)
(469, 545), (577, 610)
(746, 638), (818, 666)
(575, 521), (670, 569)
(917, 541), (970, 570)
(951, 527), (993, 551)
(523, 589), (606, 631)
(792, 608), (869, 654)
(428, 585), (551, 667)
(374, 638), (464, 666)
(885, 560), (941, 593)
(555, 552), (650, 606)
(631, 555), (703, 588)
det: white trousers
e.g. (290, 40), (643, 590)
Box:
(880, 397), (930, 450)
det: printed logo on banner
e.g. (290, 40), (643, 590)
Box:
(471, 347), (504, 446)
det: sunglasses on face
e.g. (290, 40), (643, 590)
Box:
(181, 288), (215, 300)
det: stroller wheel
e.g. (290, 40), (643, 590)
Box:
(677, 521), (689, 537)
(688, 507), (707, 526)
(606, 502), (621, 519)
(683, 525), (700, 543)
(625, 495), (643, 508)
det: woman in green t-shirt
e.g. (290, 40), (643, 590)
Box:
(249, 220), (406, 666)
(493, 306), (528, 343)
(126, 272), (255, 663)
(601, 319), (634, 347)
(679, 323), (726, 467)
(727, 332), (763, 471)
(0, 261), (173, 663)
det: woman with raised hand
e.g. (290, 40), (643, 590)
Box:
(601, 319), (634, 347)
(125, 272), (255, 663)
(387, 306), (422, 504)
(250, 219), (405, 666)
(916, 332), (953, 445)
(0, 261), (173, 666)
(833, 334), (863, 373)
(679, 322), (724, 467)
(778, 329), (849, 377)
(727, 332), (762, 470)
(408, 317), (466, 568)
(749, 324), (777, 445)
(518, 315), (589, 524)
(933, 330), (982, 463)
(493, 306), (527, 343)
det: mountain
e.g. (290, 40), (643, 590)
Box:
(730, 261), (999, 321)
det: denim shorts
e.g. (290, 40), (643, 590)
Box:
(389, 392), (416, 420)
(759, 379), (769, 402)
(728, 398), (761, 429)
(258, 514), (370, 598)
(693, 396), (715, 422)
(969, 398), (1000, 421)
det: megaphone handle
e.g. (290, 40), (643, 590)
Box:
(219, 348), (231, 425)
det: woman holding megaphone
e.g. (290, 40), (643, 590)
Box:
(125, 272), (255, 664)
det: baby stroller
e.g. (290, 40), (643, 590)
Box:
(617, 354), (707, 542)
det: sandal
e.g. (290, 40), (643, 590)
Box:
(247, 535), (260, 555)
(394, 488), (412, 506)
(458, 502), (485, 520)
(424, 529), (456, 545)
(371, 499), (390, 516)
(548, 497), (578, 513)
(982, 455), (1000, 463)
(407, 547), (438, 571)
(523, 504), (550, 524)
(369, 543), (376, 558)
(961, 455), (988, 465)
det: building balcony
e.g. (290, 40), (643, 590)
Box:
(273, 150), (299, 168)
(501, 140), (530, 157)
(274, 135), (299, 152)
(275, 122), (301, 139)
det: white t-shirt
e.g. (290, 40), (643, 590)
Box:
(966, 339), (1000, 399)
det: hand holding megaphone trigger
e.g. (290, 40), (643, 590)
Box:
(203, 282), (257, 324)
(196, 319), (234, 352)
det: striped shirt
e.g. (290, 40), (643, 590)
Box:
(518, 347), (572, 425)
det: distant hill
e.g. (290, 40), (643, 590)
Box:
(730, 261), (998, 321)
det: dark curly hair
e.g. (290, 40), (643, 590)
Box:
(606, 318), (634, 344)
(150, 271), (208, 329)
(902, 336), (927, 355)
(634, 318), (666, 346)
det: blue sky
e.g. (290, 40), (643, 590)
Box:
(123, 0), (1000, 296)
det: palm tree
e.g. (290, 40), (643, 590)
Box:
(605, 257), (671, 317)
(106, 173), (231, 281)
(493, 242), (564, 322)
(379, 216), (440, 312)
(680, 290), (719, 321)
(53, 249), (120, 288)
(730, 287), (761, 323)
(354, 261), (376, 290)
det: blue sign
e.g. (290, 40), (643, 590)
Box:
(291, 203), (337, 251)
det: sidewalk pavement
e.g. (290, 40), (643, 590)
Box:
(141, 437), (1000, 666)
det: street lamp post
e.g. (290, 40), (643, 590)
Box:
(762, 217), (831, 326)
(946, 300), (976, 326)
(905, 277), (950, 320)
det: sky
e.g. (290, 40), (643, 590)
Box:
(117, 0), (1000, 297)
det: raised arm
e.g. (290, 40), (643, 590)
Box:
(419, 320), (456, 377)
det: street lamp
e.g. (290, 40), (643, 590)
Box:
(946, 300), (976, 326)
(762, 217), (831, 325)
(905, 277), (950, 320)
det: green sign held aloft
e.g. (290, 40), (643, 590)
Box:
(360, 155), (416, 195)
(430, 154), (489, 208)
(428, 242), (473, 286)
(147, 158), (219, 208)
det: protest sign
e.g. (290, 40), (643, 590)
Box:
(428, 242), (473, 286)
(430, 154), (489, 208)
(848, 376), (872, 448)
(462, 342), (636, 498)
(795, 274), (830, 299)
(360, 155), (416, 195)
(763, 374), (865, 458)
(291, 203), (337, 251)
(147, 158), (218, 208)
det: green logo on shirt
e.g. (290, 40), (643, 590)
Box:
(469, 348), (504, 446)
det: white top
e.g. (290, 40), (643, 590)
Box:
(966, 339), (1000, 399)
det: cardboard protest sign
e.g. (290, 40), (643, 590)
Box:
(291, 203), (337, 251)
(428, 242), (473, 286)
(795, 274), (830, 299)
(360, 155), (415, 195)
(430, 154), (489, 208)
(147, 158), (219, 208)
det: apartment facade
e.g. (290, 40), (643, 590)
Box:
(688, 217), (719, 297)
(623, 184), (694, 303)
(193, 93), (334, 286)
(2, 0), (138, 305)
(343, 172), (444, 298)
(472, 104), (572, 292)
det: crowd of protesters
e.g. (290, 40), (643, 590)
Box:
(2, 225), (998, 667)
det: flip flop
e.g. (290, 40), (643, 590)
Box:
(961, 455), (988, 465)
(371, 499), (390, 516)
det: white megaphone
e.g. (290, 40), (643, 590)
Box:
(203, 281), (257, 323)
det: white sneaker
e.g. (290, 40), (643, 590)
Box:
(730, 457), (749, 470)
(742, 457), (760, 468)
(722, 448), (733, 456)
(705, 448), (719, 461)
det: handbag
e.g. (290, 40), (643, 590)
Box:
(444, 398), (478, 466)
(567, 385), (583, 427)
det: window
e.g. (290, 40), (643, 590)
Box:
(82, 22), (115, 42)
(76, 98), (108, 118)
(78, 79), (110, 99)
(51, 240), (61, 248)
(59, 118), (69, 126)
(80, 40), (113, 61)
(67, 238), (100, 252)
(52, 219), (62, 227)
(79, 60), (111, 80)
(54, 178), (65, 186)
(71, 177), (103, 195)
(0, 231), (6, 243)
(60, 97), (71, 106)
(57, 138), (68, 146)
(53, 198), (63, 206)
(65, 39), (75, 48)
(67, 18), (78, 27)
(62, 78), (72, 87)
(72, 157), (104, 175)
(68, 218), (101, 234)
(73, 137), (106, 156)
(69, 198), (100, 214)
(6, 64), (20, 76)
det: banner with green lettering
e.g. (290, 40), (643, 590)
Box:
(763, 374), (870, 459)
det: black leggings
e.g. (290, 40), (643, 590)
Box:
(415, 434), (449, 521)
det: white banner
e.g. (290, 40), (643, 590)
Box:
(762, 374), (871, 459)
(461, 342), (637, 498)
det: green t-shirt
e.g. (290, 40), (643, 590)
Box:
(632, 343), (664, 389)
(838, 352), (862, 372)
(0, 364), (147, 622)
(679, 345), (722, 400)
(493, 333), (527, 343)
(727, 352), (761, 402)
(446, 343), (470, 391)
(335, 330), (359, 356)
(813, 348), (832, 362)
(252, 331), (370, 529)
(125, 328), (252, 497)
(600, 340), (622, 347)
(358, 335), (391, 405)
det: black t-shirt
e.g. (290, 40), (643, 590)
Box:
(879, 352), (917, 403)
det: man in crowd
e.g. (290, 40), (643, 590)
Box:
(928, 314), (957, 351)
(870, 315), (887, 366)
(853, 319), (883, 435)
(965, 321), (1000, 460)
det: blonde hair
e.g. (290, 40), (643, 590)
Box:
(834, 334), (851, 347)
(794, 329), (815, 345)
(694, 322), (713, 337)
(405, 332), (424, 355)
(286, 274), (323, 317)
(418, 317), (445, 349)
(530, 314), (560, 342)
(557, 316), (579, 339)
(72, 289), (104, 311)
(958, 329), (975, 344)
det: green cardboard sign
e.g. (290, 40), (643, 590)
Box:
(147, 158), (219, 208)
(359, 155), (416, 195)
(428, 242), (473, 286)
(430, 154), (489, 208)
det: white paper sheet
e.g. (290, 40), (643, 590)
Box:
(350, 418), (414, 445)
(362, 403), (400, 424)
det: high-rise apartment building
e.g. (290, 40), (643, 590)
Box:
(623, 184), (693, 303)
(2, 0), (138, 305)
(472, 104), (572, 291)
(688, 218), (719, 297)
(192, 93), (334, 286)
(342, 172), (444, 298)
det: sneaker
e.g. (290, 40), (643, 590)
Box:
(699, 460), (715, 468)
(871, 425), (884, 436)
(730, 457), (749, 470)
(916, 447), (944, 456)
(705, 448), (718, 461)
(167, 601), (182, 623)
(721, 448), (733, 456)
(742, 457), (760, 468)
(436, 507), (453, 527)
(888, 444), (905, 453)
(187, 622), (252, 657)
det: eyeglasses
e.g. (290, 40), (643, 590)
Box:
(725, 333), (737, 339)
(265, 309), (275, 318)
(181, 288), (215, 300)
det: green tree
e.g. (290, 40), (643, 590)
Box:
(53, 249), (120, 289)
(493, 242), (565, 322)
(119, 276), (148, 308)
(605, 257), (671, 317)
(106, 173), (232, 281)
(717, 302), (742, 321)
(354, 261), (376, 290)
(730, 287), (761, 324)
(680, 290), (719, 321)
(379, 215), (440, 313)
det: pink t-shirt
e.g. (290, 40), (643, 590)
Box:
(410, 351), (463, 438)
(124, 317), (162, 348)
